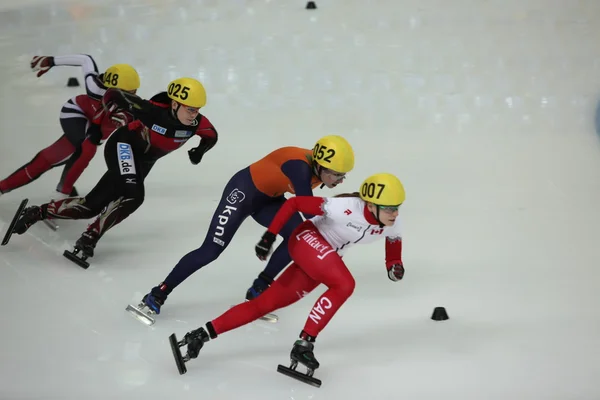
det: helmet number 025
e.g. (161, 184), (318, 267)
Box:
(362, 182), (385, 199)
(104, 73), (119, 86)
(313, 144), (335, 163)
(168, 83), (190, 101)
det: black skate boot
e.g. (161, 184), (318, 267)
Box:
(277, 337), (322, 387)
(63, 230), (100, 269)
(169, 324), (213, 375)
(14, 205), (44, 235)
(126, 284), (169, 326)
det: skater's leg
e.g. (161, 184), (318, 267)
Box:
(12, 171), (115, 236)
(138, 169), (261, 316)
(210, 262), (319, 335)
(0, 135), (77, 193)
(290, 223), (355, 339)
(159, 173), (257, 293)
(246, 198), (305, 298)
(56, 120), (103, 196)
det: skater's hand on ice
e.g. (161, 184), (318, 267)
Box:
(387, 263), (404, 281)
(255, 231), (276, 261)
(30, 56), (54, 77)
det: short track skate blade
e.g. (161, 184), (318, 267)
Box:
(63, 249), (90, 269)
(277, 364), (322, 388)
(42, 219), (58, 231)
(1, 199), (28, 246)
(169, 334), (188, 375)
(260, 313), (279, 323)
(125, 304), (155, 326)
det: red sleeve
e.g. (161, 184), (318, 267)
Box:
(195, 116), (217, 139)
(59, 139), (98, 194)
(267, 196), (326, 235)
(385, 237), (403, 268)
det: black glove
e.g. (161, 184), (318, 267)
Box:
(255, 231), (277, 261)
(387, 263), (405, 282)
(188, 146), (205, 165)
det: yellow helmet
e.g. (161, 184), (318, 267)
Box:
(312, 135), (355, 173)
(359, 173), (405, 206)
(167, 77), (207, 108)
(103, 64), (140, 91)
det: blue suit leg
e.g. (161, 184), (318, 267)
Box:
(153, 168), (257, 303)
(246, 197), (305, 299)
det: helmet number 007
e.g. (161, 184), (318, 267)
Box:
(362, 182), (385, 199)
(168, 83), (190, 100)
(104, 73), (119, 86)
(313, 144), (335, 162)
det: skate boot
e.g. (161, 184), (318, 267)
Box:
(168, 325), (211, 375)
(13, 205), (44, 235)
(243, 273), (278, 323)
(277, 338), (322, 387)
(126, 284), (169, 326)
(63, 230), (99, 269)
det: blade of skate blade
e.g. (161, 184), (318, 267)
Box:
(259, 313), (279, 323)
(125, 304), (155, 326)
(62, 250), (90, 269)
(42, 219), (58, 231)
(169, 334), (187, 375)
(1, 199), (28, 246)
(277, 365), (322, 388)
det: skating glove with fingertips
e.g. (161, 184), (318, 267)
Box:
(30, 56), (54, 77)
(388, 263), (404, 281)
(255, 231), (276, 261)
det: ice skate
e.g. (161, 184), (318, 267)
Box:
(63, 230), (99, 269)
(277, 339), (322, 387)
(169, 327), (210, 375)
(2, 199), (36, 246)
(126, 287), (167, 326)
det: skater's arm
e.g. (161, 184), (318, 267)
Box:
(267, 196), (326, 235)
(385, 236), (403, 268)
(188, 119), (218, 165)
(280, 160), (314, 197)
(52, 54), (99, 76)
(102, 88), (150, 114)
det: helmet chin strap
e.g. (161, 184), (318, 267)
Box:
(371, 206), (385, 228)
(313, 164), (327, 189)
(170, 103), (181, 120)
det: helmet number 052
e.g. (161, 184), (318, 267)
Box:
(168, 83), (190, 101)
(104, 73), (119, 86)
(362, 182), (385, 199)
(313, 144), (335, 163)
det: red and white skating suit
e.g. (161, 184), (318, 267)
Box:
(210, 195), (403, 340)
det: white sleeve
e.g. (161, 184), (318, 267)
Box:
(53, 54), (99, 77)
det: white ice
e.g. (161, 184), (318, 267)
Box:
(1, 0), (600, 399)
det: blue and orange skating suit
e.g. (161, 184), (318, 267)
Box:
(249, 146), (322, 197)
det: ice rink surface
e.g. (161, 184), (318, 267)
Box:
(1, 0), (600, 398)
